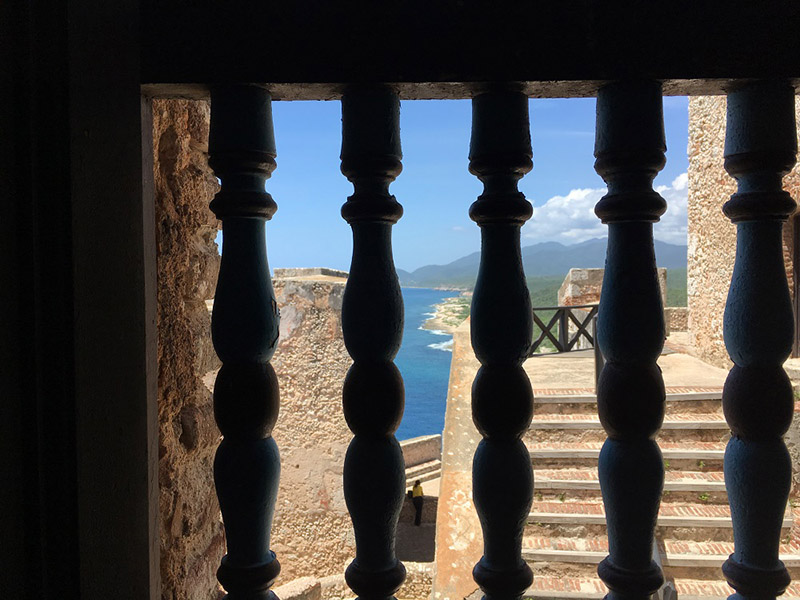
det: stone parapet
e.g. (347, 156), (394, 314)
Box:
(270, 276), (354, 583)
(274, 267), (349, 279)
(401, 434), (442, 469)
(432, 319), (483, 600)
(665, 307), (688, 333)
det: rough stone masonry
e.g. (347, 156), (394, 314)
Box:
(154, 98), (224, 600)
(687, 96), (800, 369)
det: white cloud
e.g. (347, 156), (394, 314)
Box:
(522, 173), (688, 246)
(671, 172), (688, 191)
(654, 174), (689, 245)
(451, 225), (465, 232)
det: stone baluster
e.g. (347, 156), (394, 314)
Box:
(340, 86), (407, 600)
(208, 84), (281, 600)
(469, 90), (535, 600)
(593, 81), (667, 599)
(721, 81), (797, 600)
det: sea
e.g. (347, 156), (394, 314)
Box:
(394, 287), (461, 441)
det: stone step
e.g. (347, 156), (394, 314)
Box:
(533, 390), (723, 404)
(522, 536), (800, 568)
(524, 576), (800, 600)
(535, 468), (726, 493)
(529, 414), (727, 430)
(529, 500), (791, 526)
(529, 442), (725, 462)
(527, 414), (730, 444)
(524, 576), (605, 599)
(528, 503), (792, 529)
(405, 459), (440, 486)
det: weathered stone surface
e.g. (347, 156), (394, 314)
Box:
(558, 267), (667, 307)
(273, 576), (323, 600)
(315, 562), (433, 600)
(432, 320), (483, 600)
(557, 267), (670, 339)
(154, 98), (224, 600)
(274, 267), (349, 279)
(784, 416), (800, 498)
(687, 96), (800, 369)
(269, 274), (357, 584)
(665, 307), (688, 333)
(558, 268), (605, 306)
(400, 561), (435, 600)
(401, 434), (442, 469)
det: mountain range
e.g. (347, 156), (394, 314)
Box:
(397, 238), (687, 289)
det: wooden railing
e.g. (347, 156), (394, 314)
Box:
(529, 304), (605, 389)
(529, 304), (599, 355)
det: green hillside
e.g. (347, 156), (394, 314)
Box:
(666, 268), (687, 307)
(524, 269), (687, 309)
(526, 275), (563, 308)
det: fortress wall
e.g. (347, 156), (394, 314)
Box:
(153, 101), (359, 599)
(269, 274), (357, 583)
(270, 273), (435, 599)
(687, 96), (800, 369)
(153, 99), (224, 600)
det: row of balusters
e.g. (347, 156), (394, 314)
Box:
(207, 81), (797, 600)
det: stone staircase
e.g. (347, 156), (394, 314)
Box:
(522, 391), (800, 599)
(401, 434), (443, 486)
(405, 458), (441, 486)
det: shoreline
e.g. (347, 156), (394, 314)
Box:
(421, 292), (472, 335)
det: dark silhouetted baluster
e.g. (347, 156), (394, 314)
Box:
(721, 81), (797, 600)
(340, 87), (406, 600)
(593, 81), (667, 600)
(469, 90), (535, 600)
(208, 85), (281, 600)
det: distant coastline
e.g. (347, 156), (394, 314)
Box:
(421, 292), (472, 335)
(402, 285), (470, 292)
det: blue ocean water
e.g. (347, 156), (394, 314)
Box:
(394, 288), (460, 441)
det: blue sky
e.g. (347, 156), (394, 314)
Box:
(242, 96), (689, 273)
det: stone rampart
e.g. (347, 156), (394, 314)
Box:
(274, 267), (349, 279)
(269, 274), (356, 583)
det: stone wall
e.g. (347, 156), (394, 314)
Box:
(557, 268), (671, 337)
(154, 99), (224, 600)
(152, 105), (431, 598)
(433, 319), (484, 600)
(401, 434), (442, 468)
(558, 268), (604, 306)
(558, 267), (667, 307)
(664, 307), (688, 333)
(687, 96), (800, 369)
(269, 272), (357, 584)
(269, 271), (433, 599)
(274, 267), (350, 279)
(311, 563), (433, 600)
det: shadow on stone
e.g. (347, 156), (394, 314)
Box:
(396, 522), (436, 562)
(396, 495), (437, 562)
